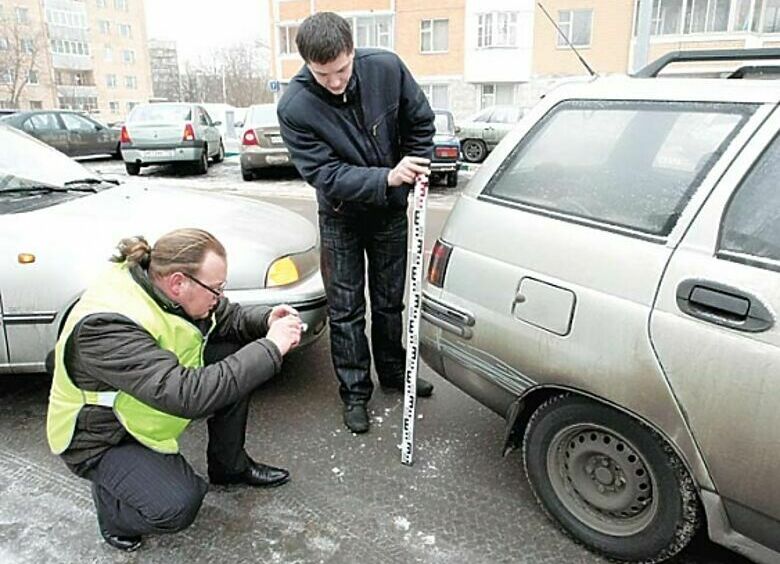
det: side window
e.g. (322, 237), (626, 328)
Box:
(198, 109), (210, 126)
(24, 113), (61, 131)
(61, 113), (97, 132)
(482, 100), (754, 237)
(719, 134), (780, 267)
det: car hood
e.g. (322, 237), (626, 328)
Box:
(2, 183), (316, 291)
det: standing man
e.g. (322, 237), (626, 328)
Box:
(46, 228), (302, 551)
(278, 12), (436, 434)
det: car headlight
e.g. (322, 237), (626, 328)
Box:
(265, 247), (319, 287)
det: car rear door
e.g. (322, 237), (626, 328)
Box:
(22, 113), (70, 155)
(60, 113), (100, 156)
(197, 107), (219, 154)
(650, 106), (780, 549)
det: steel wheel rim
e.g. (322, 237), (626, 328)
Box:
(464, 141), (483, 161)
(546, 423), (659, 537)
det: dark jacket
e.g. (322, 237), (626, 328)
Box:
(277, 48), (435, 217)
(61, 264), (282, 474)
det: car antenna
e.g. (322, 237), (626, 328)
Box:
(537, 2), (597, 77)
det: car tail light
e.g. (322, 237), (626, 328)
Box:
(119, 125), (131, 144)
(434, 146), (459, 159)
(427, 239), (453, 288)
(182, 123), (195, 141)
(242, 129), (258, 146)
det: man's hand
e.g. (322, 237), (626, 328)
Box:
(268, 304), (299, 326)
(387, 156), (430, 187)
(266, 313), (302, 356)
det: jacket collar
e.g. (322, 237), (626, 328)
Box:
(299, 63), (359, 107)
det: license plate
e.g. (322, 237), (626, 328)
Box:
(266, 154), (289, 165)
(270, 135), (283, 144)
(144, 149), (174, 158)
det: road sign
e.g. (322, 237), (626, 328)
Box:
(268, 79), (280, 93)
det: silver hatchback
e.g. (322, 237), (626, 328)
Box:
(121, 102), (225, 176)
(422, 58), (780, 563)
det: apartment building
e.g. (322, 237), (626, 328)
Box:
(532, 0), (780, 78)
(269, 0), (540, 118)
(149, 39), (181, 102)
(0, 0), (152, 122)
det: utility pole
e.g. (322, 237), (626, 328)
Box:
(633, 0), (653, 74)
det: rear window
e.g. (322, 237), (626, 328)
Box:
(482, 100), (755, 237)
(247, 105), (279, 127)
(128, 104), (191, 123)
(434, 112), (454, 134)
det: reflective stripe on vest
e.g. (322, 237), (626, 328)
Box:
(46, 262), (213, 455)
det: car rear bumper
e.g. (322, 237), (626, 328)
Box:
(122, 141), (205, 165)
(224, 270), (328, 348)
(240, 147), (292, 170)
(430, 160), (459, 173)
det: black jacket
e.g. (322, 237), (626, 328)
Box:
(277, 48), (435, 216)
(61, 264), (282, 474)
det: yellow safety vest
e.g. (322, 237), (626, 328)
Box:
(46, 262), (214, 455)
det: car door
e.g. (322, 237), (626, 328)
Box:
(60, 112), (99, 157)
(196, 107), (219, 156)
(485, 107), (518, 148)
(22, 113), (70, 155)
(650, 107), (780, 549)
(0, 291), (9, 368)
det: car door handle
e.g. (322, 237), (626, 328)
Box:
(676, 279), (774, 333)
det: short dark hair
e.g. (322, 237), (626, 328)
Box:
(296, 12), (353, 64)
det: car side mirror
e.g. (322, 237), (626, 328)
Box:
(212, 120), (222, 126)
(454, 126), (461, 134)
(234, 121), (243, 128)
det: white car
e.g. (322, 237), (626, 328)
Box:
(0, 124), (327, 374)
(422, 50), (779, 563)
(120, 102), (225, 176)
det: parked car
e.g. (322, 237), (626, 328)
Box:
(421, 50), (779, 564)
(0, 110), (121, 158)
(0, 123), (327, 375)
(238, 103), (292, 180)
(457, 104), (524, 163)
(120, 102), (224, 176)
(430, 109), (460, 188)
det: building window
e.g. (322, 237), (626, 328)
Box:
(46, 9), (88, 28)
(97, 0), (107, 7)
(685, 0), (730, 33)
(421, 83), (450, 109)
(477, 12), (518, 48)
(106, 74), (117, 87)
(278, 25), (298, 55)
(28, 70), (39, 84)
(99, 20), (110, 34)
(109, 101), (119, 113)
(347, 15), (393, 49)
(764, 0), (780, 32)
(50, 39), (90, 56)
(15, 7), (29, 24)
(0, 37), (8, 50)
(104, 45), (112, 61)
(114, 0), (128, 11)
(420, 19), (449, 53)
(0, 69), (11, 84)
(125, 75), (137, 89)
(123, 49), (135, 64)
(21, 38), (34, 53)
(557, 10), (593, 47)
(479, 83), (516, 109)
(126, 101), (137, 112)
(119, 23), (132, 38)
(30, 100), (43, 109)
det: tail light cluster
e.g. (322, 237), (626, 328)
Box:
(242, 129), (258, 146)
(434, 146), (459, 159)
(427, 239), (453, 288)
(182, 123), (195, 141)
(119, 125), (131, 144)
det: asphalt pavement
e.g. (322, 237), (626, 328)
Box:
(0, 158), (751, 563)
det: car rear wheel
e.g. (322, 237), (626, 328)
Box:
(446, 171), (458, 187)
(523, 394), (701, 563)
(241, 167), (254, 181)
(462, 139), (487, 163)
(125, 162), (140, 176)
(213, 140), (225, 163)
(194, 150), (208, 175)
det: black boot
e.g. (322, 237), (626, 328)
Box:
(100, 529), (142, 552)
(380, 377), (434, 397)
(343, 403), (369, 433)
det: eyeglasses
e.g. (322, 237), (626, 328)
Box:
(183, 272), (226, 298)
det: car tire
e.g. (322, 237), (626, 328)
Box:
(113, 143), (122, 160)
(446, 171), (458, 187)
(462, 139), (487, 163)
(194, 150), (208, 175)
(125, 162), (140, 176)
(241, 167), (254, 181)
(523, 394), (701, 563)
(213, 140), (225, 163)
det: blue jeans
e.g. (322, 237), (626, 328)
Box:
(319, 208), (408, 405)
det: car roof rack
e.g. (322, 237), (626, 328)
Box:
(634, 48), (780, 78)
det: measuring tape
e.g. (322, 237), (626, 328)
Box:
(401, 173), (428, 466)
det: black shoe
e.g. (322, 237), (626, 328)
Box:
(380, 377), (434, 398)
(210, 461), (290, 488)
(100, 530), (142, 552)
(343, 403), (369, 433)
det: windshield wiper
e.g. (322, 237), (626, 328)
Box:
(64, 177), (119, 187)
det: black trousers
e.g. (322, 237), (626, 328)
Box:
(83, 342), (252, 537)
(319, 208), (409, 406)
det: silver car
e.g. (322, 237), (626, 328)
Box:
(238, 103), (292, 181)
(457, 104), (524, 163)
(0, 124), (327, 375)
(120, 102), (225, 176)
(421, 60), (779, 562)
